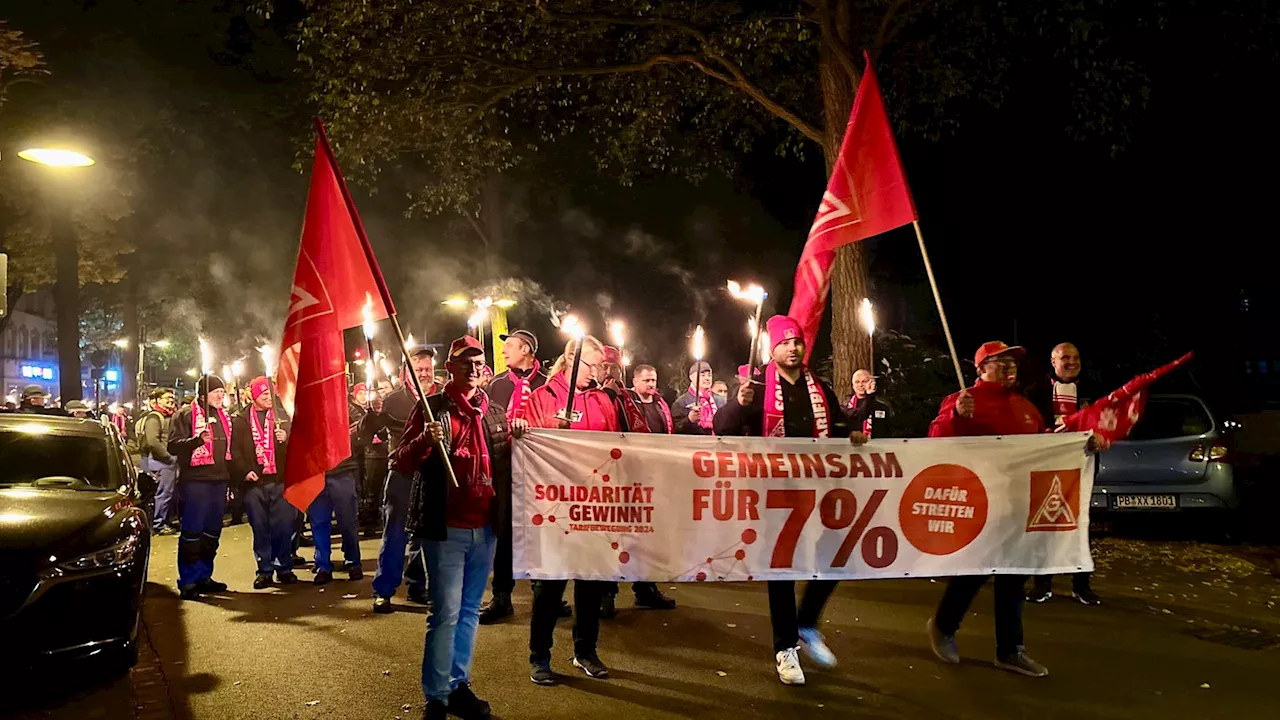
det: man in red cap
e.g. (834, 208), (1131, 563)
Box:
(231, 377), (295, 589)
(925, 340), (1106, 678)
(523, 334), (619, 685)
(396, 335), (523, 720)
(714, 315), (868, 687)
(597, 348), (677, 618)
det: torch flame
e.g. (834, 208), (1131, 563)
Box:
(379, 354), (396, 384)
(727, 280), (767, 304)
(231, 360), (244, 379)
(221, 364), (232, 381)
(466, 307), (486, 329)
(404, 333), (416, 350)
(559, 314), (585, 339)
(362, 293), (377, 340)
(859, 298), (875, 336)
(759, 329), (771, 364)
(199, 337), (212, 375)
(692, 325), (705, 362)
(748, 316), (758, 340)
(258, 344), (276, 377)
(609, 320), (626, 349)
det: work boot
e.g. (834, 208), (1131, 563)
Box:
(278, 571), (299, 585)
(313, 570), (333, 585)
(373, 596), (394, 614)
(599, 592), (617, 620)
(196, 578), (228, 593)
(447, 681), (491, 720)
(179, 585), (202, 601)
(478, 593), (513, 625)
(253, 574), (272, 590)
(347, 564), (364, 581)
(634, 584), (676, 610)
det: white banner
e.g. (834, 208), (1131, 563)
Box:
(513, 430), (1095, 582)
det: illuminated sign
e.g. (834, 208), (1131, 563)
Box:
(19, 365), (54, 381)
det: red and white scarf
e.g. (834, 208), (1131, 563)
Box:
(845, 395), (874, 437)
(615, 388), (650, 433)
(446, 382), (493, 499)
(763, 362), (832, 438)
(249, 407), (278, 475)
(505, 360), (541, 422)
(190, 402), (231, 466)
(689, 385), (718, 430)
(1050, 379), (1079, 428)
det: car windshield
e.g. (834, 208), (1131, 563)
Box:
(1127, 398), (1213, 441)
(0, 426), (114, 489)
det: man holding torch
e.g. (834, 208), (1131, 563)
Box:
(523, 331), (619, 685)
(672, 327), (723, 435)
(167, 374), (235, 600)
(714, 315), (868, 686)
(231, 377), (294, 589)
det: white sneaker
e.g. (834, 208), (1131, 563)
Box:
(775, 647), (806, 686)
(798, 627), (837, 668)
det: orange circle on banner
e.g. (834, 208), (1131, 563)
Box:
(898, 464), (988, 556)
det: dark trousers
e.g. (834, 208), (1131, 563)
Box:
(243, 481), (297, 577)
(491, 518), (514, 595)
(228, 483), (245, 523)
(934, 574), (1026, 659)
(529, 580), (606, 662)
(767, 580), (839, 653)
(1032, 572), (1092, 592)
(176, 481), (228, 589)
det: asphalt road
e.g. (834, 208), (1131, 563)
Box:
(6, 525), (1279, 720)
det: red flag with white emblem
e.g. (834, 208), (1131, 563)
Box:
(277, 129), (393, 512)
(1060, 353), (1194, 443)
(788, 53), (917, 355)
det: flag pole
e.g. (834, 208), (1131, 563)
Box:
(912, 220), (966, 392)
(312, 117), (458, 487)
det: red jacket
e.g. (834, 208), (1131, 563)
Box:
(928, 380), (1045, 438)
(525, 374), (621, 432)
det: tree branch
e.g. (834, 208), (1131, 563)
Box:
(875, 0), (913, 48)
(819, 0), (861, 84)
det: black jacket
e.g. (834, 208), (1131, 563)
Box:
(362, 384), (427, 468)
(327, 400), (371, 478)
(488, 366), (546, 414)
(400, 391), (513, 542)
(714, 372), (853, 439)
(671, 389), (726, 435)
(229, 409), (288, 483)
(167, 404), (232, 483)
(847, 393), (894, 438)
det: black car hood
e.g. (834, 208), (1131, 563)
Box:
(0, 487), (133, 553)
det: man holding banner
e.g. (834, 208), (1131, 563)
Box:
(714, 315), (868, 687)
(925, 341), (1108, 678)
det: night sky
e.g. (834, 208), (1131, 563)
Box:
(3, 0), (1276, 410)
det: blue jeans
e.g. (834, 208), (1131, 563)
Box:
(147, 457), (178, 528)
(243, 481), (297, 577)
(422, 525), (497, 703)
(309, 471), (362, 573)
(177, 481), (228, 588)
(372, 470), (427, 598)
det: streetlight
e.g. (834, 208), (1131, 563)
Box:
(17, 148), (95, 168)
(19, 147), (96, 402)
(442, 295), (517, 370)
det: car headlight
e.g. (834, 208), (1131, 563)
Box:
(58, 534), (140, 572)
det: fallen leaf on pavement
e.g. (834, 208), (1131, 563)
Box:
(382, 670), (391, 676)
(343, 593), (358, 599)
(726, 623), (737, 628)
(403, 704), (413, 710)
(1200, 683), (1211, 689)
(716, 671), (728, 677)
(234, 681), (242, 686)
(306, 700), (320, 707)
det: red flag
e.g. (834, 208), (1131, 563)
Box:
(1060, 353), (1194, 443)
(788, 53), (917, 355)
(278, 127), (394, 512)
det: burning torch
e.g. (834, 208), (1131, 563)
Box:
(859, 298), (876, 373)
(259, 343), (282, 428)
(199, 337), (214, 430)
(728, 281), (768, 377)
(555, 315), (586, 427)
(362, 294), (378, 405)
(609, 320), (627, 385)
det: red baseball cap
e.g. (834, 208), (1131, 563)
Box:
(973, 341), (1025, 367)
(449, 336), (484, 359)
(602, 345), (622, 365)
(351, 382), (367, 396)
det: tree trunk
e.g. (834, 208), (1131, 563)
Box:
(54, 215), (81, 401)
(820, 1), (871, 402)
(122, 271), (140, 405)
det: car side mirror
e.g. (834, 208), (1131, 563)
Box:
(136, 471), (158, 503)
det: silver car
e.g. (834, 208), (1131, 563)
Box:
(1091, 394), (1237, 513)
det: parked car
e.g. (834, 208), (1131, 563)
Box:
(1092, 394), (1237, 515)
(0, 411), (156, 674)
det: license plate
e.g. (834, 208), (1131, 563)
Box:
(1113, 494), (1177, 510)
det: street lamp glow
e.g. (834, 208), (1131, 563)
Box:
(17, 148), (96, 167)
(494, 298), (517, 309)
(441, 297), (470, 309)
